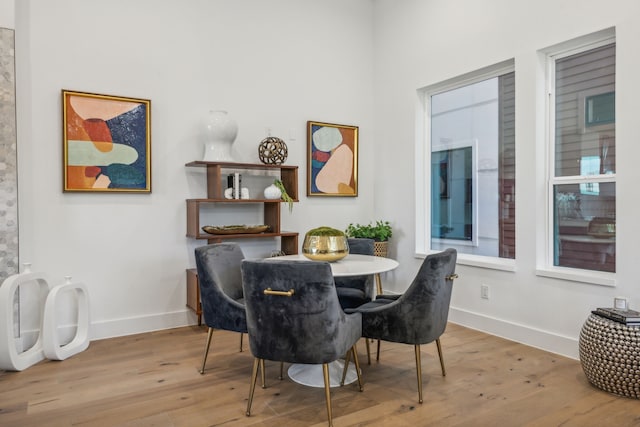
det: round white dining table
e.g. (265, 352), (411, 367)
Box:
(268, 253), (399, 277)
(265, 253), (399, 388)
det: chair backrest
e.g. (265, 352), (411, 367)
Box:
(194, 243), (246, 332)
(346, 237), (375, 256)
(366, 248), (457, 345)
(334, 238), (375, 294)
(241, 259), (362, 364)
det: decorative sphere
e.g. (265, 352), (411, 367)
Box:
(258, 136), (288, 164)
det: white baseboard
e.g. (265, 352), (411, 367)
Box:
(448, 306), (579, 360)
(90, 309), (197, 341)
(16, 324), (85, 350)
(11, 310), (197, 354)
(16, 307), (580, 360)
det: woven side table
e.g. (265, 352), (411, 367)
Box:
(579, 313), (640, 399)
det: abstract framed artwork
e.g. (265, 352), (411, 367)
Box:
(307, 121), (358, 196)
(62, 90), (151, 192)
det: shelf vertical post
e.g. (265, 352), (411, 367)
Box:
(206, 164), (223, 199)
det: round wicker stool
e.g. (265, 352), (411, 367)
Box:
(579, 313), (640, 399)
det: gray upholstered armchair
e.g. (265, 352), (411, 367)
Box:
(241, 259), (364, 427)
(345, 248), (458, 403)
(194, 243), (247, 375)
(335, 237), (377, 363)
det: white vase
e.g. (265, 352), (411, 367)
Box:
(203, 110), (238, 162)
(263, 183), (281, 199)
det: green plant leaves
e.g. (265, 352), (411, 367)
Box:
(345, 220), (392, 241)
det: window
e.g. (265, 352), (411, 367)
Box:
(421, 63), (515, 260)
(548, 39), (616, 273)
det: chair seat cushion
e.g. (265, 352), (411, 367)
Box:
(375, 294), (401, 301)
(335, 276), (369, 290)
(344, 298), (391, 314)
(336, 287), (369, 310)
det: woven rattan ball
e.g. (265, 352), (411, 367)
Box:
(258, 137), (288, 165)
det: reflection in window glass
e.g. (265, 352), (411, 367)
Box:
(555, 44), (615, 177)
(430, 72), (515, 259)
(554, 183), (615, 272)
(580, 156), (600, 195)
(431, 147), (473, 241)
(551, 41), (615, 273)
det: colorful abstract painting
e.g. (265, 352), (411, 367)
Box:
(62, 90), (151, 192)
(307, 121), (358, 197)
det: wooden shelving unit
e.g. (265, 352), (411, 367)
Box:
(185, 161), (299, 322)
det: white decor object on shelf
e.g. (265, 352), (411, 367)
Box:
(203, 110), (238, 162)
(224, 187), (250, 199)
(264, 183), (281, 199)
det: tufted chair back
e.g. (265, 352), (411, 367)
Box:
(195, 242), (246, 333)
(241, 259), (361, 364)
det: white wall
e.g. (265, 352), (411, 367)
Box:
(14, 0), (375, 339)
(0, 0), (13, 29)
(372, 0), (640, 358)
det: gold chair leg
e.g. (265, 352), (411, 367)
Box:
(365, 338), (371, 365)
(352, 345), (363, 392)
(246, 358), (260, 417)
(260, 359), (266, 389)
(373, 272), (384, 364)
(240, 332), (244, 352)
(415, 344), (423, 404)
(436, 338), (446, 376)
(322, 363), (333, 427)
(340, 350), (351, 386)
(200, 327), (214, 374)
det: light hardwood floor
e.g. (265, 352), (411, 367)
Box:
(1, 323), (639, 427)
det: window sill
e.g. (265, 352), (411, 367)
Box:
(420, 251), (516, 272)
(535, 267), (616, 287)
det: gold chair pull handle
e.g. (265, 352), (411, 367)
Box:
(264, 288), (295, 297)
(445, 274), (459, 280)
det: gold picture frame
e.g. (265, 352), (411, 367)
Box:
(307, 121), (358, 196)
(62, 90), (151, 192)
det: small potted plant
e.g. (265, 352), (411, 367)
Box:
(345, 220), (392, 257)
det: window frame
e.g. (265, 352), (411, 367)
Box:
(415, 59), (516, 271)
(536, 29), (616, 286)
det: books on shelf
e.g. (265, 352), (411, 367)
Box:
(592, 307), (640, 325)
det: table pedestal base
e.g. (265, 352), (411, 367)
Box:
(288, 360), (357, 388)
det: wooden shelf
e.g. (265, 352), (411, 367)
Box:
(185, 161), (298, 200)
(185, 161), (299, 323)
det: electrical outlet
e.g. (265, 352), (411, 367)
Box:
(481, 284), (490, 299)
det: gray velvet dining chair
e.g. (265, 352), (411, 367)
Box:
(194, 243), (257, 377)
(344, 248), (458, 404)
(241, 259), (364, 427)
(335, 238), (375, 310)
(335, 237), (377, 364)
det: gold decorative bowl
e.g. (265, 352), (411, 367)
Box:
(302, 235), (349, 262)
